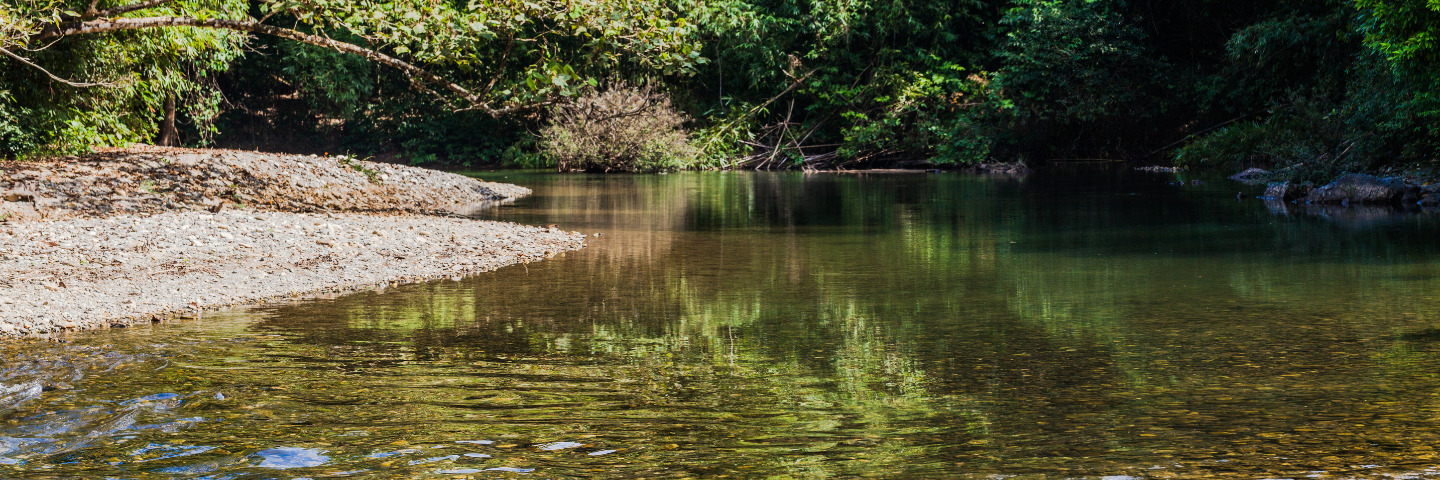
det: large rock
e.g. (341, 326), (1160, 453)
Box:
(1301, 174), (1414, 204)
(1261, 181), (1312, 201)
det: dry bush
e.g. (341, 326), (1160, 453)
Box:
(540, 83), (700, 172)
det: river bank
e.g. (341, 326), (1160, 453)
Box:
(0, 147), (586, 337)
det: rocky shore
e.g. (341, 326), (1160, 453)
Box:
(1229, 168), (1440, 206)
(0, 147), (585, 337)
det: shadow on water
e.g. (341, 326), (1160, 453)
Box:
(8, 170), (1440, 478)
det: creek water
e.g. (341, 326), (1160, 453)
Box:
(6, 170), (1440, 479)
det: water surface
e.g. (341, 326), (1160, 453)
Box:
(6, 170), (1440, 478)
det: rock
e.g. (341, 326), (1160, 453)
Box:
(2, 192), (34, 202)
(1229, 168), (1271, 183)
(1421, 194), (1440, 206)
(1262, 181), (1313, 201)
(1301, 174), (1415, 204)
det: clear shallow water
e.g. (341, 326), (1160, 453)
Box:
(7, 170), (1440, 478)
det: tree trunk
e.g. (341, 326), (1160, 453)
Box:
(157, 94), (177, 147)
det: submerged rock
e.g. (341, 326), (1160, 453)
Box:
(1301, 174), (1415, 204)
(1229, 168), (1271, 183)
(965, 162), (1030, 175)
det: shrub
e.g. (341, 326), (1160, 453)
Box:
(539, 83), (700, 173)
(1175, 52), (1431, 183)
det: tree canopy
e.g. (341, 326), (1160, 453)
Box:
(0, 0), (1436, 179)
(0, 0), (703, 156)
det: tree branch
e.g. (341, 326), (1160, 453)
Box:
(36, 16), (541, 117)
(0, 46), (116, 87)
(90, 0), (176, 19)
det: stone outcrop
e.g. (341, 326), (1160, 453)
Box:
(1300, 174), (1416, 204)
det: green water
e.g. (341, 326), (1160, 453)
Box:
(7, 170), (1440, 479)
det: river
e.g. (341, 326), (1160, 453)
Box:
(4, 169), (1440, 478)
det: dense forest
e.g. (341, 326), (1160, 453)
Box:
(0, 0), (1436, 179)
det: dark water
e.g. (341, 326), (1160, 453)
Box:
(8, 170), (1440, 479)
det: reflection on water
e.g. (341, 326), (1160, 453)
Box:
(8, 170), (1440, 478)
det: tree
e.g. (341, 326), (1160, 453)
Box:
(0, 0), (705, 156)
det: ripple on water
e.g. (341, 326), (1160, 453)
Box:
(536, 441), (584, 451)
(253, 447), (329, 469)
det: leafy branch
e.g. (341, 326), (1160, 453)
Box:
(7, 0), (705, 117)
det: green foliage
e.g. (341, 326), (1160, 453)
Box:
(675, 0), (995, 166)
(278, 39), (375, 119)
(1, 0), (1437, 176)
(213, 29), (526, 165)
(0, 0), (705, 157)
(0, 0), (245, 157)
(1355, 0), (1440, 69)
(995, 0), (1164, 124)
(689, 102), (758, 168)
(1354, 0), (1440, 162)
(1176, 16), (1440, 181)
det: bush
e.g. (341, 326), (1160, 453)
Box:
(539, 83), (700, 173)
(1173, 97), (1371, 183)
(1175, 51), (1434, 183)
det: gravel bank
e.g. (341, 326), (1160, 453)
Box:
(0, 146), (527, 221)
(0, 148), (585, 337)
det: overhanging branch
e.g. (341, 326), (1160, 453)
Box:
(36, 16), (543, 117)
(88, 0), (176, 19)
(0, 46), (117, 87)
